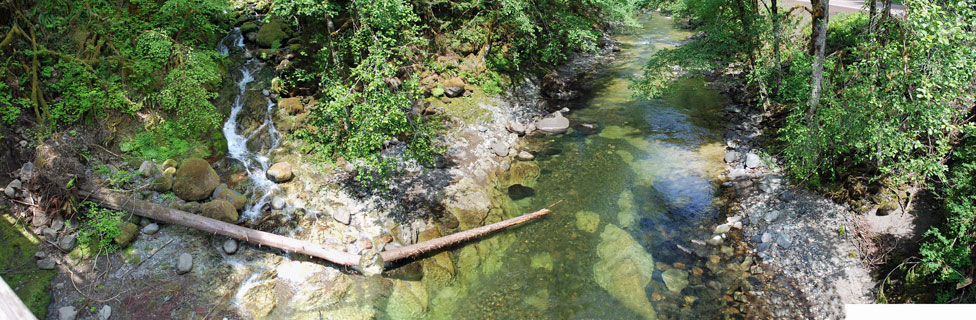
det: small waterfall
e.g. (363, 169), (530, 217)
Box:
(218, 29), (282, 220)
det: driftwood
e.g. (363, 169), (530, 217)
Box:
(77, 186), (551, 269)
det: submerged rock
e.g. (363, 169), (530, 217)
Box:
(662, 268), (689, 293)
(536, 112), (570, 134)
(173, 158), (219, 201)
(575, 210), (600, 233)
(386, 280), (429, 319)
(223, 239), (238, 254)
(593, 224), (657, 319)
(531, 252), (553, 271)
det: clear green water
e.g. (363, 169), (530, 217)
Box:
(383, 14), (729, 320)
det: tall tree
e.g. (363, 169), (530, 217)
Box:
(807, 0), (828, 118)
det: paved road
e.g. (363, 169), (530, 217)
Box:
(781, 0), (905, 17)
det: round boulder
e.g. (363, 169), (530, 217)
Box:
(266, 162), (293, 183)
(536, 113), (570, 134)
(202, 199), (239, 223)
(173, 158), (220, 201)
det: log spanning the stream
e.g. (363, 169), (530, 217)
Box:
(77, 186), (552, 269)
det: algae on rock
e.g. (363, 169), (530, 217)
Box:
(593, 224), (657, 319)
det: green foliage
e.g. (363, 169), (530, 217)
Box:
(918, 136), (976, 301)
(93, 163), (138, 188)
(77, 202), (125, 255)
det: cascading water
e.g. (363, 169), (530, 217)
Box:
(218, 29), (281, 220)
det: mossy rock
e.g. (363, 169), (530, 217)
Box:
(173, 158), (219, 201)
(431, 87), (445, 97)
(114, 222), (139, 248)
(0, 214), (57, 318)
(202, 199), (239, 223)
(152, 173), (174, 192)
(256, 19), (291, 48)
(240, 21), (259, 34)
(213, 184), (247, 211)
(287, 43), (303, 52)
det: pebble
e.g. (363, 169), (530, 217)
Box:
(142, 223), (159, 235)
(271, 196), (286, 210)
(223, 239), (238, 254)
(332, 207), (351, 225)
(778, 190), (794, 202)
(98, 305), (112, 320)
(705, 235), (724, 246)
(776, 234), (793, 248)
(713, 223), (731, 234)
(763, 210), (781, 223)
(177, 253), (193, 274)
(59, 306), (77, 320)
(516, 151), (535, 161)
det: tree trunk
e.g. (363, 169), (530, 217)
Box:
(868, 0), (877, 33)
(808, 0), (828, 117)
(771, 0), (782, 94)
(77, 186), (552, 270)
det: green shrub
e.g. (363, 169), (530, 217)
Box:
(77, 202), (125, 254)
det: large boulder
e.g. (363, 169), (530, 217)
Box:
(256, 19), (290, 48)
(173, 158), (220, 201)
(536, 113), (570, 134)
(593, 224), (657, 320)
(202, 199), (239, 223)
(213, 184), (247, 211)
(266, 162), (294, 183)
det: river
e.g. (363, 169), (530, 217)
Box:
(381, 13), (731, 319)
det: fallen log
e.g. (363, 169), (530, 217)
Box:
(77, 186), (552, 270)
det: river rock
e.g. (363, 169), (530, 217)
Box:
(114, 222), (138, 247)
(713, 223), (731, 234)
(728, 168), (748, 180)
(507, 121), (526, 135)
(213, 184), (247, 210)
(223, 239), (238, 254)
(5, 179), (21, 195)
(705, 235), (724, 246)
(331, 206), (351, 225)
(745, 152), (762, 169)
(266, 162), (294, 183)
(776, 234), (792, 248)
(173, 158), (219, 201)
(151, 173), (174, 192)
(138, 160), (155, 177)
(593, 224), (657, 320)
(162, 159), (179, 170)
(37, 258), (56, 270)
(59, 234), (76, 251)
(385, 280), (429, 319)
(778, 190), (794, 202)
(764, 210), (781, 223)
(271, 196), (286, 210)
(491, 141), (509, 157)
(176, 253), (192, 274)
(536, 113), (570, 134)
(98, 305), (112, 320)
(662, 268), (690, 293)
(516, 151), (535, 161)
(42, 227), (57, 240)
(142, 223), (159, 235)
(202, 199), (239, 223)
(59, 306), (77, 320)
(724, 151), (739, 164)
(575, 211), (600, 233)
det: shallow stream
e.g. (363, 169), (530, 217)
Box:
(383, 14), (731, 319)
